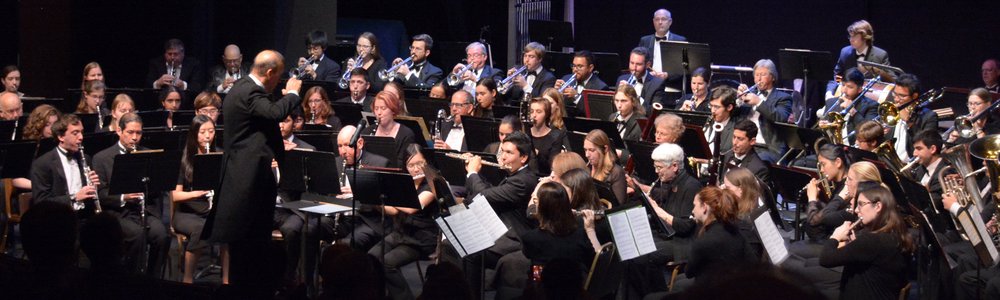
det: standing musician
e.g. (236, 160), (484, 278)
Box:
(676, 67), (712, 112)
(389, 34), (443, 90)
(30, 114), (101, 212)
(335, 68), (374, 112)
(365, 91), (416, 168)
(450, 42), (502, 96)
(528, 97), (569, 176)
(503, 42), (556, 101)
(885, 73), (938, 161)
(819, 186), (913, 300)
(201, 50), (302, 296)
(296, 30), (342, 82)
(348, 32), (388, 92)
(616, 47), (667, 112)
(333, 125), (391, 250)
(81, 62), (104, 86)
(610, 83), (645, 142)
(555, 50), (608, 108)
(833, 20), (891, 82)
(582, 129), (627, 205)
(433, 90), (474, 151)
(93, 113), (170, 277)
(148, 38), (204, 92)
(638, 8), (687, 79)
(737, 59), (793, 163)
(818, 68), (879, 145)
(719, 120), (770, 184)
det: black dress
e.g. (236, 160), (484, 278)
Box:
(685, 221), (751, 283)
(819, 230), (909, 300)
(174, 171), (212, 251)
(521, 218), (595, 268)
(364, 122), (416, 168)
(532, 127), (568, 176)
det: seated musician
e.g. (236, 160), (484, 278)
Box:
(450, 42), (502, 95)
(833, 20), (891, 83)
(737, 59), (793, 163)
(81, 62), (103, 86)
(210, 44), (249, 94)
(334, 125), (390, 250)
(522, 181), (600, 275)
(348, 32), (388, 92)
(0, 91), (22, 121)
(948, 88), (999, 144)
(540, 88), (568, 130)
(365, 91), (416, 168)
(982, 58), (1000, 93)
(944, 187), (1000, 300)
(610, 83), (646, 142)
(428, 82), (448, 100)
(107, 94), (135, 132)
(801, 144), (850, 246)
(912, 130), (951, 203)
(193, 91), (222, 123)
(555, 50), (608, 108)
(171, 115), (228, 284)
(93, 113), (170, 277)
(616, 47), (667, 111)
(583, 129), (627, 205)
(29, 114), (100, 210)
(854, 120), (883, 152)
(335, 68), (374, 112)
(147, 39), (204, 92)
(157, 86), (182, 128)
(369, 144), (443, 299)
(22, 104), (60, 140)
(676, 67), (711, 112)
(818, 68), (878, 145)
(722, 167), (766, 259)
(819, 185), (913, 300)
(484, 115), (522, 156)
(433, 90), (474, 151)
(302, 86), (342, 129)
(76, 80), (108, 117)
(296, 30), (341, 82)
(503, 42), (556, 101)
(382, 81), (410, 116)
(886, 73), (938, 161)
(280, 111), (314, 150)
(653, 113), (684, 144)
(528, 97), (570, 176)
(272, 111), (320, 287)
(2, 65), (22, 97)
(719, 120), (770, 183)
(389, 34), (443, 90)
(473, 78), (498, 118)
(706, 86), (741, 154)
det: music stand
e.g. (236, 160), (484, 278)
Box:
(295, 133), (338, 153)
(898, 175), (954, 233)
(492, 105), (521, 119)
(659, 41), (711, 95)
(677, 125), (711, 160)
(140, 129), (185, 151)
(279, 149), (342, 196)
(407, 97), (452, 128)
(665, 109), (711, 127)
(191, 153), (222, 191)
(330, 102), (364, 127)
(36, 138), (58, 159)
(83, 132), (119, 156)
(358, 135), (398, 167)
(0, 118), (20, 141)
(778, 49), (832, 127)
(107, 150), (181, 273)
(462, 116), (501, 152)
(592, 180), (618, 207)
(768, 164), (816, 241)
(76, 113), (106, 133)
(580, 90), (616, 119)
(0, 140), (37, 179)
(563, 117), (625, 149)
(624, 140), (658, 185)
(528, 20), (574, 51)
(171, 110), (197, 128)
(137, 111), (171, 129)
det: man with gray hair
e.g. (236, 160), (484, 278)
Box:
(211, 44), (251, 94)
(390, 34), (443, 89)
(737, 59), (792, 163)
(147, 38), (204, 92)
(450, 42), (502, 95)
(0, 91), (23, 121)
(638, 8), (687, 79)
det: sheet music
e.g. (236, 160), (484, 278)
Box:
(298, 203), (352, 215)
(608, 211), (639, 260)
(469, 194), (509, 241)
(960, 205), (999, 265)
(625, 207), (657, 255)
(436, 218), (465, 257)
(754, 211), (789, 265)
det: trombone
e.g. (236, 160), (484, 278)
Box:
(877, 88), (943, 128)
(952, 96), (1000, 139)
(379, 55), (415, 82)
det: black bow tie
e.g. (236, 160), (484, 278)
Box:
(730, 157), (743, 166)
(855, 52), (866, 58)
(412, 63), (424, 73)
(526, 70), (538, 77)
(61, 149), (81, 161)
(654, 36), (667, 42)
(759, 90), (769, 98)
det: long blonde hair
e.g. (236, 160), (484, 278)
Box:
(541, 88), (566, 129)
(585, 129), (617, 182)
(724, 167), (761, 218)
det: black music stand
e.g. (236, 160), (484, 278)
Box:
(108, 150), (181, 273)
(170, 110), (197, 128)
(83, 132), (119, 156)
(566, 131), (587, 160)
(665, 109), (711, 127)
(36, 138), (58, 158)
(563, 117), (625, 149)
(0, 140), (36, 179)
(768, 165), (816, 241)
(137, 111), (171, 129)
(659, 41), (711, 95)
(898, 175), (954, 233)
(407, 97), (452, 127)
(592, 180), (618, 207)
(0, 118), (20, 141)
(625, 140), (658, 185)
(493, 105), (520, 119)
(76, 113), (107, 133)
(299, 123), (336, 132)
(295, 132), (338, 153)
(279, 149), (342, 195)
(330, 102), (364, 127)
(528, 20), (574, 51)
(580, 90), (616, 119)
(140, 129), (185, 151)
(358, 135), (398, 167)
(191, 153), (222, 191)
(677, 125), (711, 160)
(773, 122), (824, 166)
(461, 116), (501, 152)
(20, 97), (62, 114)
(778, 49), (832, 127)
(364, 116), (430, 149)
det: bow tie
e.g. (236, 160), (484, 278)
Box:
(654, 36), (667, 42)
(61, 149), (81, 161)
(412, 63), (424, 73)
(855, 52), (866, 58)
(758, 90), (770, 98)
(730, 157), (743, 166)
(526, 70), (538, 77)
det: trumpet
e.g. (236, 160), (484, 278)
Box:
(736, 84), (758, 102)
(444, 152), (510, 170)
(292, 55), (319, 79)
(498, 65), (528, 94)
(558, 74), (578, 93)
(338, 52), (365, 89)
(625, 74), (637, 86)
(379, 55), (415, 82)
(447, 62), (474, 86)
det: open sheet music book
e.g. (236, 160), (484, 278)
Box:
(607, 205), (657, 261)
(436, 194), (509, 258)
(753, 207), (790, 265)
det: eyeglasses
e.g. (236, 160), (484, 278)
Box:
(857, 200), (876, 208)
(570, 64), (589, 70)
(198, 108), (219, 115)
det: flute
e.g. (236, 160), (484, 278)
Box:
(444, 152), (510, 170)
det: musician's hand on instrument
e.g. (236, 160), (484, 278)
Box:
(807, 179), (820, 202)
(897, 106), (912, 124)
(346, 58), (357, 70)
(513, 74), (527, 88)
(648, 199), (669, 221)
(839, 97), (853, 110)
(271, 159), (279, 169)
(223, 77), (236, 89)
(86, 170), (100, 188)
(987, 217), (998, 234)
(942, 192), (958, 210)
(452, 64), (465, 74)
(582, 210), (596, 229)
(831, 221), (853, 242)
(743, 93), (762, 106)
(123, 193), (145, 201)
(396, 63), (411, 76)
(157, 74), (176, 88)
(461, 70), (476, 82)
(554, 79), (565, 90)
(75, 186), (97, 201)
(818, 120), (830, 127)
(680, 100), (695, 111)
(466, 155), (483, 173)
(432, 138), (451, 150)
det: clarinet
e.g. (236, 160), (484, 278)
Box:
(78, 145), (102, 213)
(97, 106), (104, 130)
(10, 117), (16, 140)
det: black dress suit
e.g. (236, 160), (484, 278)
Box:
(822, 95), (878, 145)
(366, 58), (388, 93)
(397, 61), (443, 90)
(834, 45), (890, 79)
(146, 57), (206, 92)
(93, 143), (170, 276)
(333, 151), (390, 251)
(209, 63), (251, 93)
(301, 55), (342, 83)
(449, 65), (504, 88)
(504, 67), (557, 103)
(562, 73), (608, 118)
(439, 121), (468, 152)
(720, 148), (771, 185)
(884, 107), (938, 156)
(912, 158), (952, 204)
(335, 94), (374, 113)
(751, 89), (793, 163)
(466, 166), (539, 236)
(30, 148), (90, 208)
(706, 118), (737, 157)
(616, 72), (667, 113)
(609, 112), (643, 142)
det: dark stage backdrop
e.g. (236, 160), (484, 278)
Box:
(8, 0), (999, 98)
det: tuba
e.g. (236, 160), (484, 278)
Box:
(873, 140), (906, 172)
(940, 144), (988, 209)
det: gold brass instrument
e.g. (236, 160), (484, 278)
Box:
(970, 135), (1000, 238)
(819, 76), (881, 144)
(813, 140), (834, 199)
(874, 141), (906, 171)
(953, 95), (1000, 139)
(498, 65), (528, 94)
(878, 88), (943, 128)
(379, 55), (416, 82)
(443, 152), (510, 170)
(447, 61), (473, 86)
(941, 144), (988, 209)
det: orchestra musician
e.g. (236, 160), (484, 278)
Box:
(834, 20), (891, 81)
(522, 181), (600, 276)
(737, 59), (793, 163)
(676, 67), (711, 112)
(503, 42), (556, 101)
(428, 82), (448, 100)
(433, 90), (474, 151)
(147, 38), (204, 92)
(719, 120), (770, 184)
(171, 115), (228, 284)
(107, 94), (135, 132)
(29, 114), (100, 210)
(382, 81), (410, 116)
(819, 185), (913, 300)
(334, 125), (390, 250)
(22, 104), (60, 141)
(483, 115), (521, 156)
(211, 44), (250, 94)
(801, 144), (850, 246)
(450, 42), (502, 96)
(540, 88), (568, 130)
(617, 47), (667, 112)
(653, 113), (684, 144)
(982, 59), (999, 93)
(81, 62), (103, 87)
(911, 130), (951, 203)
(369, 144), (443, 300)
(528, 97), (570, 176)
(366, 91), (416, 168)
(302, 86), (342, 129)
(818, 68), (879, 145)
(296, 30), (342, 82)
(885, 73), (938, 161)
(335, 68), (374, 112)
(389, 34), (443, 89)
(638, 8), (686, 79)
(158, 86), (182, 128)
(948, 88), (999, 144)
(273, 111), (317, 287)
(348, 32), (387, 92)
(582, 129), (627, 205)
(853, 120), (883, 152)
(76, 80), (108, 117)
(0, 91), (23, 121)
(93, 113), (171, 277)
(2, 65), (22, 97)
(610, 83), (646, 142)
(555, 50), (608, 107)
(473, 77), (497, 118)
(193, 91), (222, 123)
(706, 86), (741, 154)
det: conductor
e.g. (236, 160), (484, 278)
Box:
(202, 50), (302, 295)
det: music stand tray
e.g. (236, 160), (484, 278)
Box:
(351, 169), (421, 209)
(279, 149), (341, 196)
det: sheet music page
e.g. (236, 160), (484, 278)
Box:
(966, 205), (1000, 264)
(754, 211), (789, 265)
(446, 210), (494, 256)
(436, 218), (466, 257)
(608, 211), (640, 260)
(469, 194), (509, 241)
(625, 206), (657, 256)
(299, 203), (352, 215)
